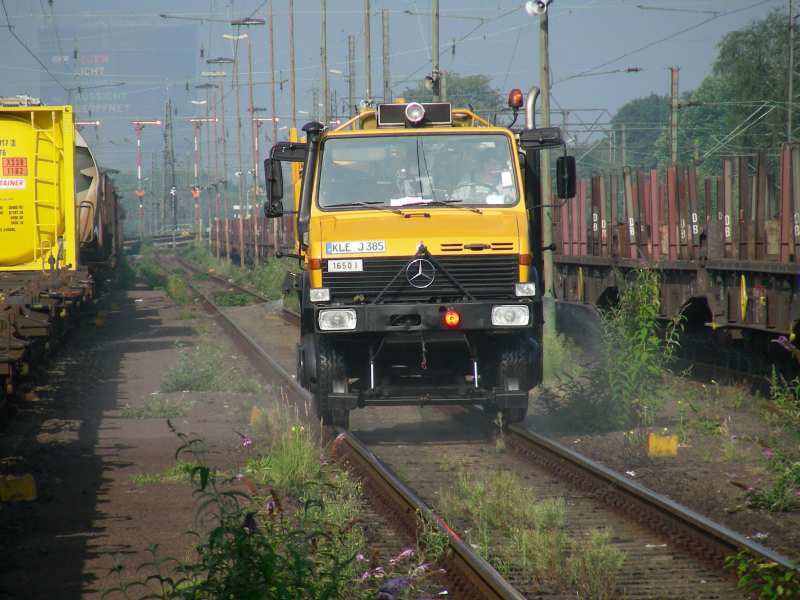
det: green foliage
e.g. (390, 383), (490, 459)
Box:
(610, 93), (670, 170)
(556, 269), (681, 431)
(115, 253), (138, 290)
(543, 331), (584, 385)
(725, 551), (800, 599)
(437, 466), (624, 594)
(129, 461), (199, 486)
(767, 367), (800, 430)
(746, 448), (800, 512)
(105, 424), (372, 599)
(134, 245), (167, 289)
(166, 274), (192, 306)
(160, 339), (261, 394)
(569, 530), (626, 600)
(415, 510), (450, 565)
(213, 290), (252, 307)
(398, 72), (504, 115)
(244, 424), (323, 496)
(120, 395), (192, 419)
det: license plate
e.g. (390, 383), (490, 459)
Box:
(326, 240), (386, 255)
(327, 259), (363, 273)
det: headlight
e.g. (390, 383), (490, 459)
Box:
(309, 288), (330, 302)
(318, 309), (357, 331)
(491, 305), (530, 327)
(515, 282), (536, 297)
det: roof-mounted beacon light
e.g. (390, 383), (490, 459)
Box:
(405, 102), (426, 125)
(507, 89), (524, 110)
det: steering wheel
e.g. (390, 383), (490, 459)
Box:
(450, 182), (496, 198)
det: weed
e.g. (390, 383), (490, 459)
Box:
(213, 290), (252, 307)
(554, 269), (682, 432)
(416, 509), (450, 564)
(569, 529), (626, 600)
(160, 339), (261, 394)
(725, 550), (800, 599)
(746, 448), (800, 512)
(766, 367), (800, 430)
(129, 461), (198, 486)
(543, 330), (584, 385)
(120, 395), (191, 419)
(114, 254), (137, 290)
(165, 274), (192, 306)
(243, 423), (323, 495)
(719, 418), (744, 463)
(133, 245), (167, 289)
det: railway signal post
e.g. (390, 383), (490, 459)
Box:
(131, 119), (162, 239)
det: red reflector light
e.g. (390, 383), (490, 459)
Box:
(443, 308), (461, 329)
(309, 258), (321, 270)
(518, 254), (532, 265)
(508, 88), (524, 109)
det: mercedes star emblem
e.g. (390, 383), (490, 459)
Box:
(406, 258), (436, 289)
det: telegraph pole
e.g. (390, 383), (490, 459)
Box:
(248, 36), (261, 265)
(789, 0), (795, 142)
(232, 35), (247, 268)
(268, 2), (278, 145)
(289, 0), (297, 130)
(364, 0), (372, 103)
(621, 123), (627, 167)
(382, 8), (390, 102)
(321, 0), (329, 124)
(538, 5), (556, 336)
(670, 66), (679, 165)
(432, 0), (440, 102)
(347, 35), (356, 115)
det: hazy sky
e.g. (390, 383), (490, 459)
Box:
(0, 0), (782, 169)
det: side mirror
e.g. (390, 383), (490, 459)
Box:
(556, 155), (576, 200)
(264, 158), (284, 218)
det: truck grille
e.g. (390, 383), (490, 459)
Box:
(323, 255), (518, 303)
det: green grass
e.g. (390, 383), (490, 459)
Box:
(160, 339), (261, 394)
(437, 466), (625, 594)
(129, 461), (198, 486)
(165, 274), (192, 306)
(120, 395), (192, 419)
(213, 290), (252, 307)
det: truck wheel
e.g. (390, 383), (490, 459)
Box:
(295, 343), (306, 388)
(497, 347), (531, 425)
(316, 340), (350, 429)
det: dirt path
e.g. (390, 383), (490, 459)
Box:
(0, 288), (254, 599)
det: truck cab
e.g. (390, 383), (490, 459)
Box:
(265, 99), (573, 428)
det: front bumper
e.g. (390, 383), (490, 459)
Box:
(328, 388), (528, 410)
(314, 300), (535, 334)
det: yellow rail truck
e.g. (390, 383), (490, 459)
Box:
(265, 95), (574, 427)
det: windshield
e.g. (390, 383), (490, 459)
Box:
(317, 133), (518, 210)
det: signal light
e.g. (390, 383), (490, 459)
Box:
(507, 89), (524, 109)
(442, 308), (461, 329)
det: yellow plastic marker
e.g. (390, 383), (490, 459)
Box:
(0, 474), (37, 502)
(647, 432), (678, 458)
(249, 405), (263, 429)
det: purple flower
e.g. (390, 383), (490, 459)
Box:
(762, 448), (774, 460)
(235, 430), (254, 448)
(264, 498), (277, 514)
(356, 553), (367, 562)
(772, 336), (793, 352)
(412, 562), (432, 576)
(390, 548), (415, 564)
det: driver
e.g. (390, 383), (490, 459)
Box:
(450, 152), (513, 204)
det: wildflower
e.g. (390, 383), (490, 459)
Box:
(772, 336), (793, 352)
(356, 553), (367, 562)
(235, 473), (244, 481)
(762, 448), (774, 460)
(390, 548), (415, 564)
(235, 430), (253, 448)
(264, 498), (278, 514)
(412, 562), (432, 576)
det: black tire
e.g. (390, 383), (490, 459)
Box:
(315, 339), (350, 429)
(295, 343), (306, 388)
(496, 345), (532, 425)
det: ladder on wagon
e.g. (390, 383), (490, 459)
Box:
(31, 110), (63, 271)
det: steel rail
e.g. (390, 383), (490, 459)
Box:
(507, 425), (798, 572)
(172, 257), (525, 600)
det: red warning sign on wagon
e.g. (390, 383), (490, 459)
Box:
(2, 157), (28, 176)
(0, 178), (26, 190)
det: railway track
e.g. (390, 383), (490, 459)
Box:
(172, 254), (798, 599)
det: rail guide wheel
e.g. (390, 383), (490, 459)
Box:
(497, 346), (531, 425)
(315, 339), (350, 429)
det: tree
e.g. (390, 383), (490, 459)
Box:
(398, 72), (504, 116)
(610, 94), (669, 169)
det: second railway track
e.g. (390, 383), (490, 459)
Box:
(172, 254), (798, 599)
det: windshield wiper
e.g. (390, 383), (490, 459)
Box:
(334, 201), (404, 215)
(401, 199), (482, 214)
